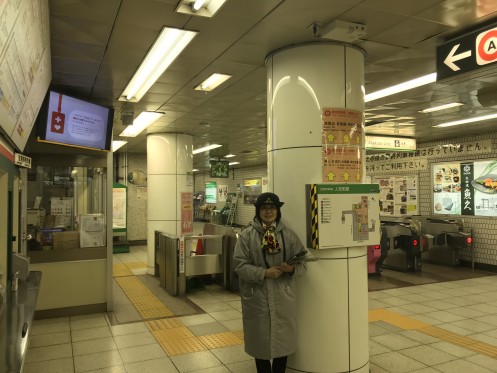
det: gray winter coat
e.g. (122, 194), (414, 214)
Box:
(233, 219), (307, 360)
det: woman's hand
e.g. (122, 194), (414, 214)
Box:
(265, 267), (283, 279)
(278, 262), (295, 273)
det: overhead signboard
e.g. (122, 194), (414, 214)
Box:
(436, 23), (497, 81)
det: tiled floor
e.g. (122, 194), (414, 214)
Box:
(24, 232), (497, 372)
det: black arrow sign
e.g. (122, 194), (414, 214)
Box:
(436, 24), (497, 81)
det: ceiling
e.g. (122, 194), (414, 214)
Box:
(37, 0), (497, 172)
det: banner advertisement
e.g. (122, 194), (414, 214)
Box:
(181, 192), (193, 235)
(433, 159), (497, 216)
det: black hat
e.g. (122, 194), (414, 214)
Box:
(254, 192), (284, 208)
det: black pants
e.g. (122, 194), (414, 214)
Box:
(255, 356), (288, 373)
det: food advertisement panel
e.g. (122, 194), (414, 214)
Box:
(432, 159), (497, 216)
(373, 176), (418, 216)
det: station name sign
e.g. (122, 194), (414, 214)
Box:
(365, 135), (416, 151)
(436, 23), (497, 81)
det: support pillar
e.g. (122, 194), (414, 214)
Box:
(146, 133), (193, 274)
(266, 43), (368, 373)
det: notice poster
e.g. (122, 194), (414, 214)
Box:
(321, 108), (363, 183)
(373, 176), (418, 216)
(433, 159), (497, 216)
(217, 185), (227, 202)
(112, 186), (126, 229)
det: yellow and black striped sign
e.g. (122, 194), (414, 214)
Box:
(309, 184), (319, 250)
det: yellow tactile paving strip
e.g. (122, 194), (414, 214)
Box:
(370, 308), (497, 359)
(145, 318), (244, 356)
(115, 276), (174, 319)
(112, 263), (134, 277)
(198, 331), (244, 349)
(123, 261), (147, 269)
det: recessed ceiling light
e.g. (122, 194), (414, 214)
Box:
(192, 144), (222, 154)
(112, 141), (127, 152)
(119, 112), (164, 137)
(194, 73), (232, 91)
(225, 154), (235, 158)
(433, 112), (497, 128)
(119, 27), (197, 102)
(175, 0), (228, 18)
(365, 73), (437, 102)
(420, 102), (463, 113)
(229, 161), (240, 166)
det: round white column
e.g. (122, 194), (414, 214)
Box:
(146, 133), (193, 274)
(266, 43), (368, 373)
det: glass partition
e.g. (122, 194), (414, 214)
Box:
(26, 165), (107, 252)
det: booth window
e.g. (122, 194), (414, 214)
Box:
(26, 165), (107, 252)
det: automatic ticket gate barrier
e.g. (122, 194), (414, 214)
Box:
(155, 230), (234, 296)
(380, 217), (424, 272)
(415, 216), (473, 267)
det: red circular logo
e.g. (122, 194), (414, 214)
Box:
(478, 29), (497, 62)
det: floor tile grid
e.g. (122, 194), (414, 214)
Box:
(25, 241), (497, 373)
(368, 276), (497, 372)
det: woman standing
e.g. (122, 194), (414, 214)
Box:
(233, 192), (307, 373)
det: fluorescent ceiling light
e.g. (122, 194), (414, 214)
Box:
(365, 73), (437, 102)
(119, 112), (164, 137)
(192, 168), (199, 172)
(433, 112), (497, 128)
(192, 144), (222, 154)
(229, 162), (240, 166)
(194, 73), (232, 91)
(175, 0), (227, 17)
(225, 154), (235, 158)
(420, 102), (463, 113)
(112, 141), (127, 152)
(119, 27), (197, 102)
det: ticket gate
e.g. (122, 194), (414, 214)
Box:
(379, 217), (423, 272)
(154, 225), (239, 296)
(367, 244), (382, 276)
(415, 216), (472, 267)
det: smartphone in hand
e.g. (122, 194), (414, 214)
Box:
(286, 250), (308, 264)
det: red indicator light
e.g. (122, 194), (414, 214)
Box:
(412, 239), (418, 246)
(374, 245), (380, 250)
(467, 237), (472, 244)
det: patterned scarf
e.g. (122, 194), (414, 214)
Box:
(261, 224), (281, 254)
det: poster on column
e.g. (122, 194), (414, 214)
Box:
(322, 146), (361, 182)
(321, 108), (363, 183)
(181, 192), (193, 235)
(433, 159), (497, 216)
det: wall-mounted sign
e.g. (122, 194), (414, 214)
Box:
(14, 153), (31, 168)
(365, 136), (416, 151)
(433, 159), (497, 216)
